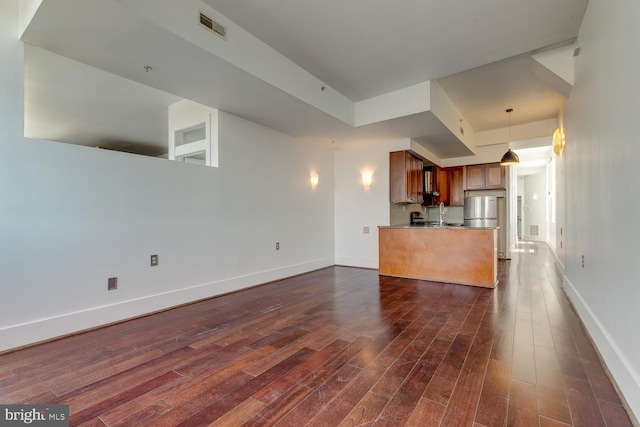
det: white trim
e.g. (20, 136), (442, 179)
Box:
(168, 100), (219, 167)
(523, 235), (546, 242)
(0, 258), (333, 353)
(550, 245), (565, 276)
(562, 276), (640, 421)
(334, 256), (378, 269)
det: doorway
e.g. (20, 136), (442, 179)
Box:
(514, 145), (553, 243)
(517, 195), (523, 240)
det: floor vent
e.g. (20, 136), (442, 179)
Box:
(530, 225), (539, 236)
(199, 11), (226, 40)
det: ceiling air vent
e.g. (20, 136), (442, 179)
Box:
(198, 11), (226, 40)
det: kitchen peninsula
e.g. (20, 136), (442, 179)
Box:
(378, 225), (498, 288)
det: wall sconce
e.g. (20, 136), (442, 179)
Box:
(310, 173), (319, 190)
(361, 172), (373, 190)
(532, 193), (538, 201)
(553, 128), (565, 156)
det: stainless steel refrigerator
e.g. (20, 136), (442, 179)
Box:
(463, 196), (498, 228)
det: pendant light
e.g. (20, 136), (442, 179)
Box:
(500, 108), (519, 166)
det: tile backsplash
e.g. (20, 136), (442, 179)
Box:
(389, 203), (464, 226)
(389, 203), (424, 226)
(426, 205), (464, 225)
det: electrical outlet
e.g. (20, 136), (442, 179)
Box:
(581, 255), (585, 268)
(108, 277), (118, 291)
(363, 226), (370, 234)
(150, 254), (158, 266)
(276, 242), (280, 250)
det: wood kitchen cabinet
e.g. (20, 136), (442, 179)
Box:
(485, 163), (506, 189)
(465, 163), (506, 190)
(434, 166), (464, 206)
(435, 167), (449, 205)
(411, 155), (424, 203)
(465, 164), (486, 190)
(448, 167), (464, 205)
(390, 151), (423, 204)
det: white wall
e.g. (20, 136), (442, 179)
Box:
(546, 154), (557, 252)
(562, 0), (640, 419)
(0, 0), (334, 352)
(554, 141), (566, 270)
(334, 140), (407, 268)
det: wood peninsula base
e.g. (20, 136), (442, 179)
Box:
(378, 226), (498, 288)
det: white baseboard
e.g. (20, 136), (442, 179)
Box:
(334, 256), (378, 269)
(562, 276), (640, 422)
(0, 258), (334, 353)
(547, 241), (565, 275)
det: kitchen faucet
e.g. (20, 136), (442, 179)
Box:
(439, 202), (445, 226)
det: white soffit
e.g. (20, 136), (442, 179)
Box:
(530, 44), (576, 98)
(20, 0), (588, 157)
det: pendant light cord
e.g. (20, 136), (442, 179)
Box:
(506, 108), (513, 148)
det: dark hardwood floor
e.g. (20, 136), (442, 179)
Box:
(0, 242), (634, 426)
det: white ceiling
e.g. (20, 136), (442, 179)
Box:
(438, 53), (566, 131)
(515, 145), (553, 176)
(22, 0), (588, 159)
(204, 0), (586, 102)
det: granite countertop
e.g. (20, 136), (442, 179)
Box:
(379, 224), (499, 230)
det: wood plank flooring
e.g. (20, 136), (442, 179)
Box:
(0, 241), (634, 426)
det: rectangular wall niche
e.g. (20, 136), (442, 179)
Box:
(168, 99), (219, 167)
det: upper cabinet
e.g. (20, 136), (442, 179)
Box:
(465, 163), (506, 190)
(465, 164), (485, 190)
(416, 161), (506, 206)
(485, 163), (506, 189)
(390, 151), (424, 204)
(448, 167), (465, 205)
(435, 167), (449, 205)
(433, 166), (464, 206)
